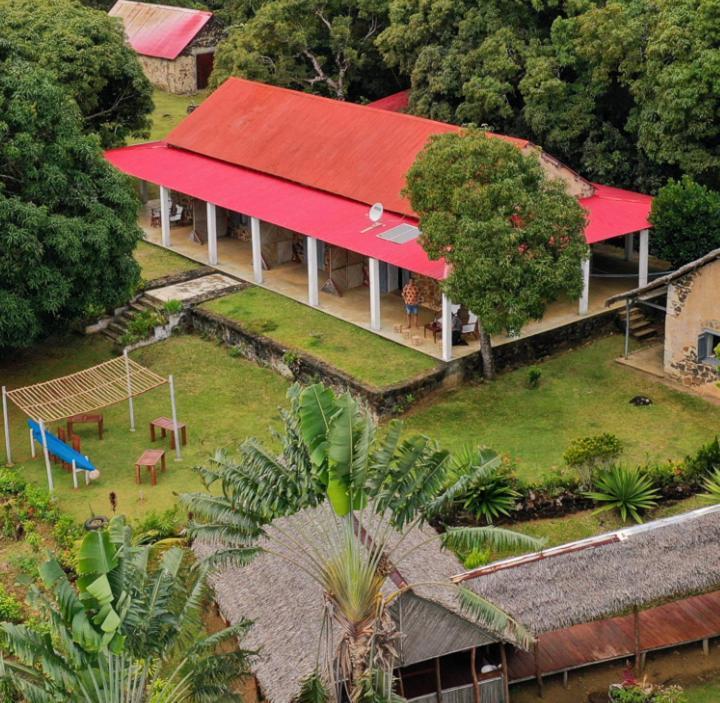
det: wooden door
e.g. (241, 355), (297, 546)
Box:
(196, 52), (214, 90)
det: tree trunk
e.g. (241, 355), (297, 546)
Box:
(477, 320), (495, 380)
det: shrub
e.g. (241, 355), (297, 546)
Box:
(0, 469), (26, 496)
(52, 515), (82, 551)
(585, 466), (660, 523)
(564, 433), (623, 484)
(122, 309), (165, 345)
(463, 548), (491, 570)
(450, 448), (519, 524)
(162, 299), (183, 315)
(0, 586), (24, 623)
(526, 366), (542, 389)
(134, 506), (182, 544)
(683, 436), (720, 484)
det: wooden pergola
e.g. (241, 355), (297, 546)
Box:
(2, 352), (181, 492)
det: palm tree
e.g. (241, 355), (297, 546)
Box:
(0, 517), (253, 702)
(183, 384), (541, 702)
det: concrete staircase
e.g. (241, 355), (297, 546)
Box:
(101, 293), (161, 345)
(618, 307), (658, 341)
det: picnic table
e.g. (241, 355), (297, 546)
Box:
(150, 416), (187, 450)
(134, 449), (166, 486)
(67, 413), (104, 440)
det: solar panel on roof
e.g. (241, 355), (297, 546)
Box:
(377, 223), (420, 244)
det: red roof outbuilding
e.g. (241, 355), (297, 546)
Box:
(109, 0), (212, 60)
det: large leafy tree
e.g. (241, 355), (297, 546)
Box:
(183, 384), (540, 701)
(0, 0), (153, 148)
(0, 517), (252, 702)
(0, 50), (143, 351)
(211, 0), (396, 100)
(376, 0), (589, 130)
(649, 177), (720, 268)
(405, 130), (587, 378)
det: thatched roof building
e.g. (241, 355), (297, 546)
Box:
(194, 505), (503, 703)
(459, 505), (720, 635)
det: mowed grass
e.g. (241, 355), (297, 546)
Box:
(686, 678), (720, 702)
(202, 287), (438, 388)
(1, 334), (288, 522)
(132, 88), (210, 144)
(135, 240), (199, 282)
(404, 335), (720, 482)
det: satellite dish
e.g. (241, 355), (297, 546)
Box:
(369, 202), (384, 223)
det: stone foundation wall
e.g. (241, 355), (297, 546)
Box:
(187, 305), (617, 418)
(139, 54), (198, 95)
(665, 259), (720, 386)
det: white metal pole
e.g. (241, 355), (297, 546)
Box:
(578, 257), (590, 315)
(168, 375), (181, 461)
(638, 229), (649, 287)
(160, 185), (171, 247)
(251, 217), (263, 284)
(29, 429), (35, 458)
(2, 386), (12, 466)
(38, 420), (54, 494)
(441, 294), (452, 362)
(307, 236), (319, 307)
(369, 257), (381, 331)
(72, 459), (78, 490)
(206, 201), (218, 266)
(124, 349), (136, 432)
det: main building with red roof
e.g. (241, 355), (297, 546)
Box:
(109, 0), (221, 94)
(106, 78), (656, 361)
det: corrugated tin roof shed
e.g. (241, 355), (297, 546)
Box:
(109, 0), (212, 60)
(367, 89), (411, 112)
(166, 78), (530, 217)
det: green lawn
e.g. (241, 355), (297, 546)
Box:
(135, 240), (199, 282)
(134, 88), (209, 144)
(1, 335), (288, 522)
(686, 679), (720, 702)
(202, 287), (438, 388)
(404, 335), (720, 482)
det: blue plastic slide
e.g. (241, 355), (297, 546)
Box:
(28, 419), (97, 472)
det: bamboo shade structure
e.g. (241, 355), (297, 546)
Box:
(6, 357), (167, 423)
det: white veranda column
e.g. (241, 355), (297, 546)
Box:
(160, 185), (171, 247)
(251, 217), (263, 284)
(441, 294), (452, 362)
(307, 236), (319, 307)
(624, 233), (634, 261)
(638, 228), (649, 287)
(206, 202), (218, 266)
(369, 258), (381, 331)
(578, 257), (591, 315)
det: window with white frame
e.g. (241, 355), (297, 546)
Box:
(698, 330), (720, 365)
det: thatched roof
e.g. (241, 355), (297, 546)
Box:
(458, 505), (720, 635)
(194, 505), (499, 703)
(606, 247), (720, 305)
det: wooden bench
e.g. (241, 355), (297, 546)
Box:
(134, 449), (166, 486)
(150, 416), (187, 450)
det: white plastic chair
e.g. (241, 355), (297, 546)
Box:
(462, 311), (479, 339)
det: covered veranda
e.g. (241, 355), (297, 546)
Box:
(107, 142), (660, 362)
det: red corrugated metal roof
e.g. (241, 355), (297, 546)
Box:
(106, 142), (447, 279)
(580, 184), (653, 244)
(166, 78), (529, 217)
(367, 90), (410, 112)
(108, 0), (212, 60)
